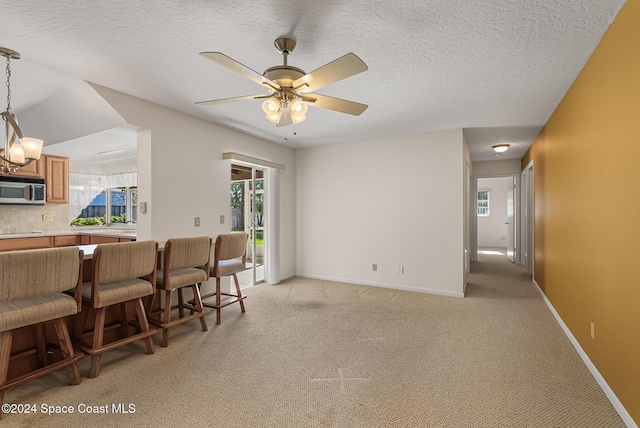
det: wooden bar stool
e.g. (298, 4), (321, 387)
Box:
(0, 247), (84, 413)
(201, 233), (248, 325)
(147, 236), (211, 347)
(74, 240), (158, 378)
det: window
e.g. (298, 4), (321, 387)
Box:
(111, 186), (138, 224)
(71, 186), (137, 226)
(477, 190), (489, 216)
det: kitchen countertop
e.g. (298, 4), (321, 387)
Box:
(0, 229), (137, 240)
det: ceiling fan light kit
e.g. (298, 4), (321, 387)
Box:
(197, 37), (368, 129)
(262, 98), (282, 123)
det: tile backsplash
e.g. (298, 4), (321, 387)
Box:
(0, 204), (70, 234)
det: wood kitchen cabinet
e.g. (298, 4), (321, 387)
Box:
(0, 234), (135, 252)
(89, 236), (120, 244)
(53, 235), (82, 247)
(0, 150), (45, 178)
(0, 236), (53, 252)
(45, 155), (69, 204)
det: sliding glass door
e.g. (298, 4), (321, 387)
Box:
(231, 164), (265, 286)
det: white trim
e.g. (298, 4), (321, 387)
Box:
(473, 172), (520, 262)
(296, 274), (465, 298)
(532, 279), (637, 428)
(265, 169), (280, 284)
(223, 152), (285, 171)
(279, 273), (296, 281)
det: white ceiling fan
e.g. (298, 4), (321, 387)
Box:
(197, 37), (368, 127)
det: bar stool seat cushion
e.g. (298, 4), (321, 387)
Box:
(216, 259), (245, 277)
(156, 268), (208, 290)
(0, 293), (78, 332)
(82, 279), (153, 309)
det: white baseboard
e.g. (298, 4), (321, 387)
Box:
(279, 273), (296, 281)
(295, 273), (465, 298)
(532, 280), (637, 428)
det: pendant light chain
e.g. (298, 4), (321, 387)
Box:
(5, 54), (11, 112)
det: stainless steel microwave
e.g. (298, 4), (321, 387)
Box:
(0, 176), (46, 205)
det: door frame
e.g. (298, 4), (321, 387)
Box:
(471, 173), (520, 263)
(520, 160), (534, 275)
(249, 166), (265, 285)
(225, 152), (283, 285)
(231, 164), (265, 286)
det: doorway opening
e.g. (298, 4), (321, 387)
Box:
(476, 176), (517, 263)
(231, 164), (265, 287)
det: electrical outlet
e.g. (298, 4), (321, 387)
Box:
(194, 217), (200, 227)
(42, 214), (53, 222)
(220, 215), (225, 224)
(591, 322), (595, 340)
(372, 264), (377, 272)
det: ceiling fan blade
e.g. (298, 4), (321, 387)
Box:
(200, 52), (281, 90)
(302, 93), (368, 116)
(293, 53), (368, 93)
(196, 94), (271, 106)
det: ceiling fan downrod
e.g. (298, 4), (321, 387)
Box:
(274, 37), (296, 67)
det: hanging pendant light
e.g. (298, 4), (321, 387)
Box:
(0, 47), (43, 174)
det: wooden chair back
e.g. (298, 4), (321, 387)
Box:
(212, 233), (248, 277)
(162, 236), (211, 286)
(0, 247), (83, 307)
(89, 240), (158, 308)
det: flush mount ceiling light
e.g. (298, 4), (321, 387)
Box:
(492, 144), (510, 153)
(197, 37), (368, 127)
(0, 48), (43, 174)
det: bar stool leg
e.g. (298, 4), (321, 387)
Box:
(191, 284), (208, 332)
(133, 298), (155, 355)
(0, 330), (13, 412)
(75, 309), (88, 340)
(215, 278), (222, 325)
(233, 274), (246, 313)
(178, 288), (185, 319)
(146, 292), (157, 319)
(162, 290), (172, 347)
(53, 319), (81, 385)
(35, 324), (49, 367)
(89, 308), (106, 379)
(119, 303), (130, 338)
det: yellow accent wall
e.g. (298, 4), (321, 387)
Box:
(523, 0), (639, 422)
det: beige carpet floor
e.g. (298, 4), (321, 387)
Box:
(3, 252), (625, 427)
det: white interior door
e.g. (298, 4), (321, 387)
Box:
(506, 176), (516, 263)
(521, 162), (534, 274)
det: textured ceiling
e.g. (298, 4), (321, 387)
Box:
(0, 0), (625, 161)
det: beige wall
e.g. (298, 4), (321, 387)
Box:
(89, 84), (297, 281)
(295, 128), (467, 297)
(524, 0), (639, 422)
